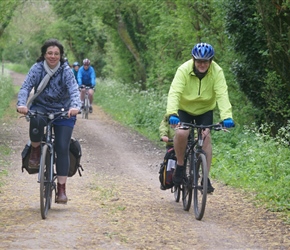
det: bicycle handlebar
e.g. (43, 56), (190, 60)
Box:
(25, 109), (69, 122)
(79, 85), (93, 89)
(178, 122), (229, 132)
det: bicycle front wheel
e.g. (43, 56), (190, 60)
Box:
(182, 151), (193, 211)
(39, 144), (52, 219)
(193, 153), (208, 220)
(173, 186), (180, 202)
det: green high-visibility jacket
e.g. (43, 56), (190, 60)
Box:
(166, 59), (233, 121)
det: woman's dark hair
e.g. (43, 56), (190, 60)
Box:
(36, 39), (65, 63)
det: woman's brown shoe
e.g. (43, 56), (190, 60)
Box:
(28, 145), (41, 168)
(56, 183), (68, 204)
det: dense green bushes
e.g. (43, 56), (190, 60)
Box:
(225, 0), (290, 133)
(3, 0), (290, 134)
(95, 79), (167, 142)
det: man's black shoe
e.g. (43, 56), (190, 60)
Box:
(207, 178), (215, 193)
(201, 178), (215, 193)
(173, 165), (184, 185)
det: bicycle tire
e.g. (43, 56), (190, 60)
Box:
(193, 153), (208, 220)
(81, 101), (86, 119)
(182, 151), (193, 211)
(39, 144), (52, 219)
(173, 186), (180, 202)
(84, 95), (89, 119)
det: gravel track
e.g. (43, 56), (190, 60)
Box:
(0, 71), (289, 250)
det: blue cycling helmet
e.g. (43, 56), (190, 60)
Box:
(73, 62), (80, 67)
(191, 43), (215, 60)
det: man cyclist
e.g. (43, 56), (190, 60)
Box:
(78, 58), (96, 113)
(166, 42), (235, 193)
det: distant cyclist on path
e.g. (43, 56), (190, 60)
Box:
(78, 58), (96, 113)
(72, 61), (80, 84)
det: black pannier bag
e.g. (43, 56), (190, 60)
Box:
(21, 141), (39, 174)
(159, 147), (176, 190)
(21, 138), (83, 177)
(68, 137), (83, 177)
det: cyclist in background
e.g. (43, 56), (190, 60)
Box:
(166, 42), (235, 193)
(159, 114), (176, 190)
(64, 57), (69, 66)
(159, 114), (175, 150)
(78, 58), (96, 113)
(72, 62), (80, 84)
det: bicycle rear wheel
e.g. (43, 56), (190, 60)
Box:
(39, 144), (52, 219)
(193, 153), (208, 220)
(182, 151), (193, 211)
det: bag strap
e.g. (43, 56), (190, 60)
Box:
(26, 60), (60, 108)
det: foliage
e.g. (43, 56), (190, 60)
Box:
(4, 62), (29, 74)
(2, 0), (58, 68)
(2, 0), (290, 136)
(0, 0), (21, 38)
(95, 78), (167, 142)
(211, 123), (290, 214)
(0, 75), (14, 119)
(225, 0), (290, 133)
(48, 0), (107, 75)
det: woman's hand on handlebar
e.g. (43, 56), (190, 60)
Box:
(17, 106), (28, 115)
(68, 108), (80, 117)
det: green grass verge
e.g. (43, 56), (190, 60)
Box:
(2, 63), (29, 74)
(0, 76), (15, 118)
(0, 74), (16, 189)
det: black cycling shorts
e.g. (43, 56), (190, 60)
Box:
(178, 110), (213, 125)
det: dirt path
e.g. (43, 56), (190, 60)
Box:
(0, 71), (289, 250)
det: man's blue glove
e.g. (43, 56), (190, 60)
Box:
(223, 118), (235, 128)
(169, 115), (180, 125)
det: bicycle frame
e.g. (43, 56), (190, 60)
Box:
(178, 122), (224, 220)
(26, 110), (68, 219)
(38, 117), (55, 184)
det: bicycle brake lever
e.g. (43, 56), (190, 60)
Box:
(178, 126), (189, 130)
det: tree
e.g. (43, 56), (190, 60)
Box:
(2, 0), (58, 67)
(0, 0), (23, 60)
(49, 0), (107, 76)
(225, 0), (290, 133)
